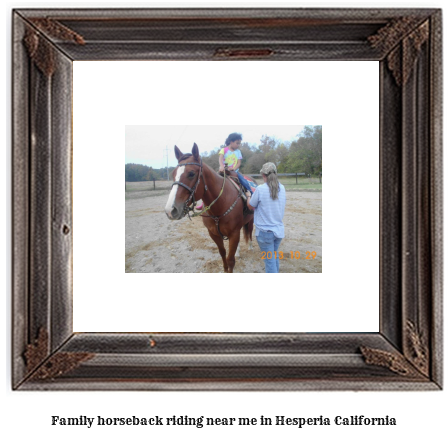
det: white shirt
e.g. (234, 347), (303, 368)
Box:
(249, 183), (286, 238)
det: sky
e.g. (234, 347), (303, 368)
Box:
(125, 125), (305, 169)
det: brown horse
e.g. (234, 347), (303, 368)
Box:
(164, 143), (254, 273)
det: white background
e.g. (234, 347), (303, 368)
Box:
(73, 60), (379, 333)
(3, 1), (446, 438)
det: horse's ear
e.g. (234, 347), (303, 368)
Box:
(174, 145), (183, 161)
(192, 143), (200, 161)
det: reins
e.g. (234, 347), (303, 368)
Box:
(196, 167), (226, 217)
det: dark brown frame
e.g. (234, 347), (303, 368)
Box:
(12, 8), (442, 390)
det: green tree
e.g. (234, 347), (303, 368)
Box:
(201, 147), (220, 171)
(258, 135), (278, 155)
(143, 167), (156, 181)
(239, 142), (256, 173)
(276, 143), (289, 172)
(285, 126), (322, 176)
(125, 163), (153, 182)
(245, 152), (266, 173)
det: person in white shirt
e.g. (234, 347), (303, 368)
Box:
(246, 162), (286, 273)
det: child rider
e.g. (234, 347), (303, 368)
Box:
(218, 132), (253, 196)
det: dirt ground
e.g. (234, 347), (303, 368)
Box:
(125, 188), (322, 273)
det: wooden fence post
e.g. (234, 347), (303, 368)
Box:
(295, 173), (298, 185)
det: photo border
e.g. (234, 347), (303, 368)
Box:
(12, 8), (443, 390)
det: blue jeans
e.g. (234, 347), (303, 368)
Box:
(256, 230), (283, 273)
(237, 172), (253, 193)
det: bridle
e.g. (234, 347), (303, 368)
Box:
(171, 157), (207, 220)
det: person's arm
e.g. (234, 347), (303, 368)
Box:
(246, 191), (254, 210)
(233, 159), (242, 171)
(247, 188), (259, 210)
(218, 153), (225, 172)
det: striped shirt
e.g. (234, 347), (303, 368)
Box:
(249, 183), (286, 238)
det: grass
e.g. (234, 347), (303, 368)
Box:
(125, 181), (172, 199)
(125, 191), (169, 201)
(284, 184), (322, 191)
(125, 181), (171, 192)
(257, 177), (322, 191)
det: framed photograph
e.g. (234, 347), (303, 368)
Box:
(12, 8), (442, 390)
(123, 124), (324, 275)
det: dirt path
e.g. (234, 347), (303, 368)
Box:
(125, 190), (322, 273)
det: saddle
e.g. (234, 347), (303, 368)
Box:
(219, 169), (254, 216)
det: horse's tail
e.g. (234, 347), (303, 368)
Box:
(242, 221), (250, 245)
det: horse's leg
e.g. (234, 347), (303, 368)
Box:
(248, 219), (254, 251)
(227, 231), (241, 273)
(208, 230), (228, 273)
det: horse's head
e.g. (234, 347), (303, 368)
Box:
(164, 143), (203, 220)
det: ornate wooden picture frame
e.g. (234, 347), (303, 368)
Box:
(12, 8), (442, 390)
